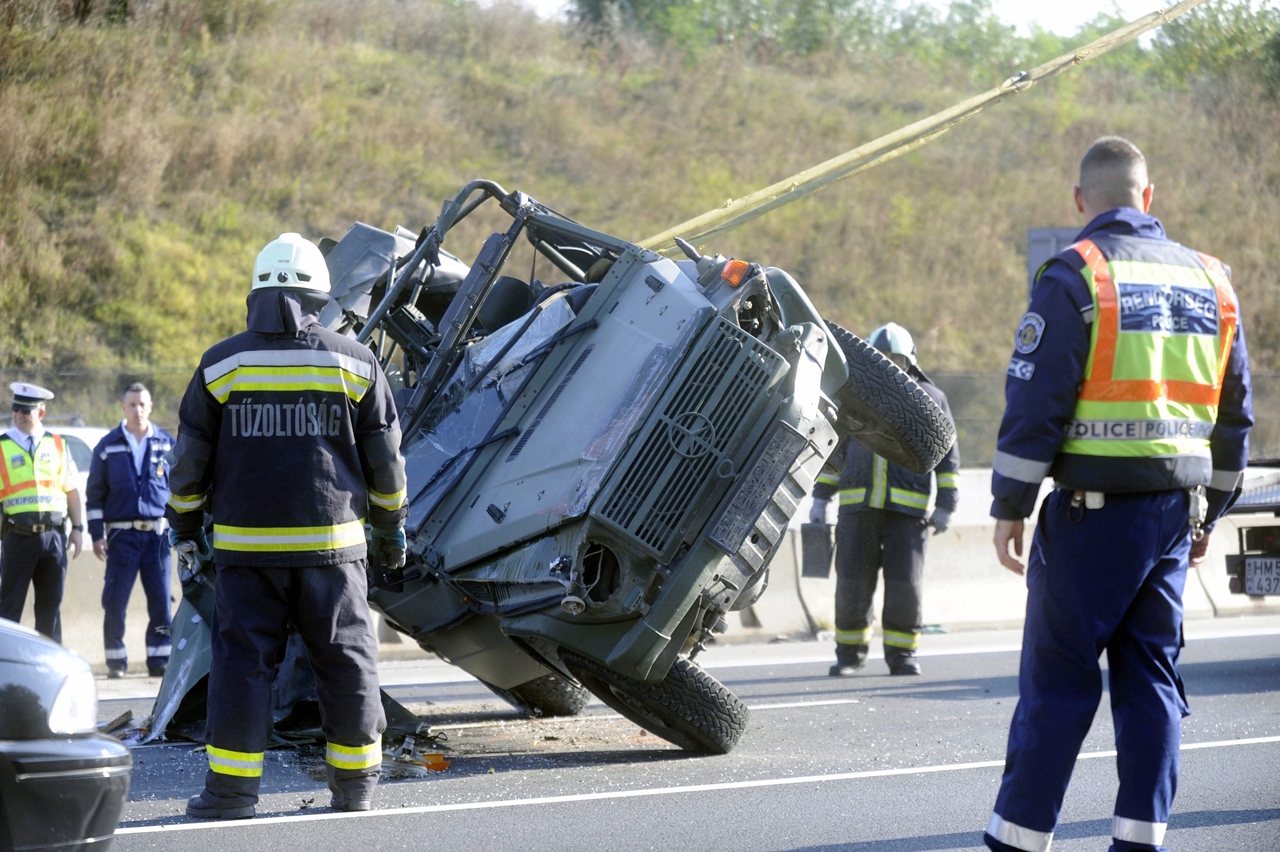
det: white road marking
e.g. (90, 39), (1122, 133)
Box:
(115, 735), (1280, 835)
(99, 620), (1280, 698)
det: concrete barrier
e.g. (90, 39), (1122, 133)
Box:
(726, 467), (1252, 642)
(3, 548), (181, 673)
(21, 468), (1275, 666)
(5, 551), (419, 672)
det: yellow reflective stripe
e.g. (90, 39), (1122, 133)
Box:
(836, 628), (870, 645)
(870, 456), (888, 509)
(815, 472), (840, 486)
(167, 491), (208, 513)
(936, 472), (959, 489)
(204, 349), (375, 384)
(207, 366), (371, 404)
(326, 737), (383, 770)
(889, 488), (930, 509)
(207, 745), (264, 778)
(212, 519), (367, 552)
(368, 487), (407, 511)
(838, 488), (866, 506)
(883, 629), (920, 650)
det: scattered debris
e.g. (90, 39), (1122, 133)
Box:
(386, 735), (451, 774)
(98, 710), (133, 736)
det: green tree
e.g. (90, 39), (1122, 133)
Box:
(1154, 0), (1280, 82)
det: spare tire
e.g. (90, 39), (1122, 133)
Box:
(561, 652), (748, 755)
(483, 674), (592, 717)
(825, 320), (955, 474)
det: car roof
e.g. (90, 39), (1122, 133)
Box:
(46, 425), (112, 445)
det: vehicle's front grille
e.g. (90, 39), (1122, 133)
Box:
(594, 317), (788, 561)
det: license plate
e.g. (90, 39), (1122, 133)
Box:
(1244, 556), (1280, 596)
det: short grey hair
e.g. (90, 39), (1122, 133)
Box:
(1079, 136), (1149, 212)
(123, 382), (150, 400)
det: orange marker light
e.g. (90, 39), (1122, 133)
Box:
(721, 260), (750, 286)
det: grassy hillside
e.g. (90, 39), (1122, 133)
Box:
(1, 0), (1278, 383)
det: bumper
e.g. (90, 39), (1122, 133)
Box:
(0, 735), (132, 851)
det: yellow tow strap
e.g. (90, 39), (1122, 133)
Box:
(638, 0), (1208, 256)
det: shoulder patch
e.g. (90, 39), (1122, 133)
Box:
(1007, 357), (1035, 381)
(1015, 312), (1045, 355)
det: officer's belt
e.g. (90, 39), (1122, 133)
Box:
(105, 519), (167, 532)
(6, 522), (58, 535)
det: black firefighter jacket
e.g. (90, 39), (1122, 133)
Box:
(164, 287), (408, 567)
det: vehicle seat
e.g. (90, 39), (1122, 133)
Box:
(478, 276), (534, 331)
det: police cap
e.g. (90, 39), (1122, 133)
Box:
(11, 382), (55, 411)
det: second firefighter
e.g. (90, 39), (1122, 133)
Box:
(811, 323), (960, 676)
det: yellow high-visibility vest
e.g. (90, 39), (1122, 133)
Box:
(1059, 237), (1237, 462)
(0, 433), (69, 518)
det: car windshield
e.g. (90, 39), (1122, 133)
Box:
(403, 296), (579, 533)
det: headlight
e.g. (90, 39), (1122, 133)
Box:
(48, 669), (98, 734)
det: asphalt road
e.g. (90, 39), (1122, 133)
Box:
(106, 620), (1280, 851)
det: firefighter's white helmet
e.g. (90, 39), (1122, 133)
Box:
(868, 322), (917, 367)
(251, 233), (331, 293)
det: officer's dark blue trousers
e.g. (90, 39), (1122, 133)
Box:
(985, 490), (1191, 852)
(0, 529), (66, 642)
(201, 562), (385, 808)
(101, 528), (172, 673)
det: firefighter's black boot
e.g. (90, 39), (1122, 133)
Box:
(829, 643), (868, 677)
(185, 790), (255, 820)
(887, 651), (921, 676)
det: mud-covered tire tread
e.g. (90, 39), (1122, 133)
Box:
(483, 674), (592, 717)
(825, 320), (955, 474)
(561, 652), (748, 755)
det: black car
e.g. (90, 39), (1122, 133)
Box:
(0, 620), (131, 851)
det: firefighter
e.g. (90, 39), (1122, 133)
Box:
(87, 382), (175, 678)
(811, 323), (960, 676)
(0, 383), (85, 642)
(167, 233), (409, 820)
(983, 137), (1253, 852)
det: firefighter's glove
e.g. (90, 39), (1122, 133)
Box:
(808, 499), (830, 525)
(370, 526), (407, 570)
(168, 528), (212, 577)
(929, 508), (953, 536)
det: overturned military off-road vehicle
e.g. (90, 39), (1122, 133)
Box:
(143, 4), (1201, 755)
(314, 179), (953, 754)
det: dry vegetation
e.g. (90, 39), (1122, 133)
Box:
(0, 1), (1277, 407)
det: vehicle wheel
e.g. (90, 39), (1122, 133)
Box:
(561, 652), (749, 755)
(483, 674), (592, 717)
(824, 320), (955, 474)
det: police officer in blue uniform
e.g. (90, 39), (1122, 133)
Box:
(983, 138), (1253, 852)
(0, 383), (84, 642)
(168, 233), (408, 820)
(87, 382), (175, 678)
(811, 323), (960, 676)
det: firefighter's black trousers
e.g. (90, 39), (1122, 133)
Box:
(833, 509), (927, 665)
(202, 561), (385, 807)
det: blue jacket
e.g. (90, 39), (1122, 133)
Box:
(991, 208), (1253, 525)
(814, 374), (960, 519)
(86, 424), (175, 541)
